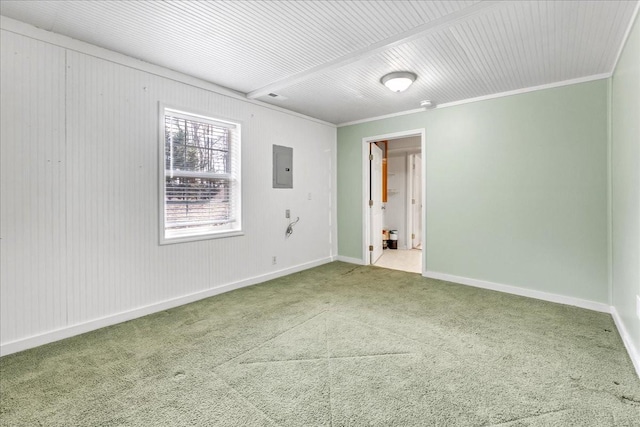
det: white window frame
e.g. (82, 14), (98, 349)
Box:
(159, 103), (243, 244)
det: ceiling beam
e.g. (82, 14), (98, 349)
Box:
(246, 0), (503, 99)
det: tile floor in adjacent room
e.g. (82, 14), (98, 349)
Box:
(373, 248), (422, 274)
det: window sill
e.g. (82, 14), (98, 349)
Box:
(160, 230), (244, 245)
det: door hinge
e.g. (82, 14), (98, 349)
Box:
(369, 245), (373, 251)
(412, 233), (415, 239)
(369, 200), (373, 207)
(412, 199), (415, 204)
(369, 154), (373, 161)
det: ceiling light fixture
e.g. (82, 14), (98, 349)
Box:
(420, 100), (435, 108)
(380, 71), (417, 92)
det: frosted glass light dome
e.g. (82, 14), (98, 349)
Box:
(381, 72), (417, 92)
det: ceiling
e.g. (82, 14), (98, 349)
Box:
(1, 1), (637, 125)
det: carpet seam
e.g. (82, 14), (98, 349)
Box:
(212, 310), (328, 369)
(325, 316), (334, 427)
(486, 407), (571, 426)
(239, 352), (415, 365)
(332, 311), (458, 358)
(211, 371), (282, 427)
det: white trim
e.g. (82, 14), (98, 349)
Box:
(607, 78), (614, 305)
(362, 142), (371, 265)
(424, 270), (640, 377)
(0, 257), (333, 357)
(611, 1), (640, 74)
(405, 154), (413, 251)
(361, 129), (426, 271)
(362, 129), (427, 148)
(338, 108), (426, 127)
(423, 271), (611, 313)
(0, 16), (335, 128)
(420, 132), (427, 276)
(338, 74), (611, 128)
(336, 255), (366, 265)
(611, 307), (640, 378)
(158, 102), (243, 245)
(437, 74), (612, 109)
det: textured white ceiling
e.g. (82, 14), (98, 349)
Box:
(1, 0), (637, 124)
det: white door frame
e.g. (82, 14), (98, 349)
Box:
(369, 143), (384, 264)
(361, 128), (426, 274)
(406, 154), (414, 249)
(408, 153), (422, 249)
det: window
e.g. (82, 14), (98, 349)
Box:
(160, 106), (242, 243)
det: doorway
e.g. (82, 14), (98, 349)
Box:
(362, 129), (425, 275)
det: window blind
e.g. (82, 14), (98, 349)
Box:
(162, 108), (241, 240)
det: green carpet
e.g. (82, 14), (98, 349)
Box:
(1, 262), (639, 426)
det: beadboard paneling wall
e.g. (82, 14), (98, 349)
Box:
(0, 32), (68, 343)
(0, 28), (337, 354)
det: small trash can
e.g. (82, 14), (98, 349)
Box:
(388, 230), (398, 249)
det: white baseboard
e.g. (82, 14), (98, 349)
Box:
(0, 257), (333, 357)
(336, 255), (366, 265)
(611, 307), (640, 378)
(423, 270), (639, 378)
(423, 271), (611, 313)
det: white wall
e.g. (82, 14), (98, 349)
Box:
(0, 19), (337, 355)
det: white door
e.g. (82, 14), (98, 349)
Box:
(411, 154), (422, 248)
(370, 143), (383, 264)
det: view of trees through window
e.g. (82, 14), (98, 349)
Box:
(164, 113), (235, 233)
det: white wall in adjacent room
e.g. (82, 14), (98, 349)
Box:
(384, 155), (408, 249)
(383, 136), (421, 250)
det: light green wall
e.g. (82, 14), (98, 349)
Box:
(338, 80), (609, 303)
(611, 14), (640, 359)
(337, 115), (426, 259)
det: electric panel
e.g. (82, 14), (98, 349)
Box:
(273, 145), (293, 188)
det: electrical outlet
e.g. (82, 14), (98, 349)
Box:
(308, 192), (312, 200)
(636, 295), (640, 320)
(286, 209), (290, 219)
(272, 256), (277, 265)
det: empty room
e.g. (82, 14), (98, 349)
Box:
(1, 1), (639, 425)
